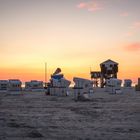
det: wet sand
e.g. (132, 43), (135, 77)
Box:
(0, 88), (140, 140)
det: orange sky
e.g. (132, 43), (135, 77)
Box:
(0, 0), (140, 84)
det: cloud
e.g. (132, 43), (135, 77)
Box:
(124, 42), (140, 51)
(77, 2), (87, 9)
(130, 21), (140, 29)
(125, 21), (140, 37)
(77, 1), (103, 12)
(125, 31), (134, 37)
(133, 21), (140, 29)
(120, 12), (129, 17)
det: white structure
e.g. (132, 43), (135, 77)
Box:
(124, 79), (132, 88)
(25, 80), (43, 91)
(73, 77), (94, 100)
(51, 78), (71, 88)
(8, 79), (22, 91)
(50, 78), (71, 96)
(0, 80), (8, 91)
(105, 78), (122, 94)
(47, 68), (71, 96)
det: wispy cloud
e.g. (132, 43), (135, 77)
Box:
(130, 21), (140, 29)
(77, 2), (87, 9)
(124, 42), (140, 51)
(124, 21), (140, 37)
(125, 31), (134, 37)
(120, 12), (129, 17)
(133, 21), (140, 29)
(77, 1), (103, 12)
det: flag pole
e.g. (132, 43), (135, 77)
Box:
(45, 62), (47, 88)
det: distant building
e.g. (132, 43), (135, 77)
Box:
(0, 80), (8, 90)
(25, 80), (43, 90)
(90, 71), (101, 79)
(100, 59), (118, 78)
(100, 59), (118, 87)
(135, 78), (140, 91)
(90, 71), (101, 87)
(8, 79), (22, 91)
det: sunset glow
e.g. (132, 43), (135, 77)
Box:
(0, 0), (140, 83)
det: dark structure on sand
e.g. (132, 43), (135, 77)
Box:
(91, 59), (119, 88)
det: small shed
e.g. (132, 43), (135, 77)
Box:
(0, 80), (8, 90)
(8, 79), (22, 91)
(90, 71), (101, 87)
(90, 71), (101, 79)
(25, 80), (43, 90)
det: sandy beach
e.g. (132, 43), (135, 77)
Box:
(0, 88), (140, 140)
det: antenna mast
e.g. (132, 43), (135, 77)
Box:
(45, 62), (47, 87)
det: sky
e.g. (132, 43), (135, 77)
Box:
(0, 0), (140, 84)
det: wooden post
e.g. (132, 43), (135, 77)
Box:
(45, 62), (47, 88)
